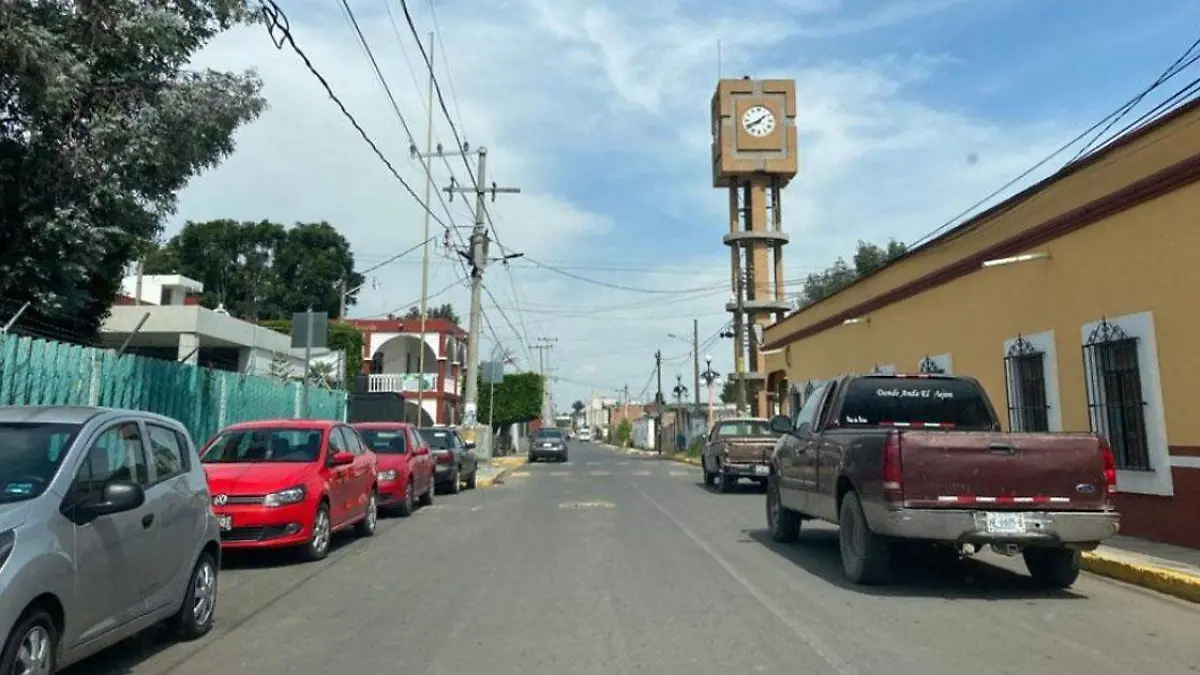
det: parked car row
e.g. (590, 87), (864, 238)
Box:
(0, 406), (480, 673)
(699, 373), (1121, 589)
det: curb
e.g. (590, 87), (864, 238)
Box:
(475, 458), (529, 489)
(1081, 551), (1200, 603)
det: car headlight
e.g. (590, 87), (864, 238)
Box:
(263, 485), (306, 508)
(378, 469), (397, 481)
(0, 530), (14, 568)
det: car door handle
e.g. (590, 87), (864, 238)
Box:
(988, 442), (1017, 454)
(141, 513), (155, 529)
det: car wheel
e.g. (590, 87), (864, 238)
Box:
(1023, 547), (1081, 588)
(356, 489), (378, 537)
(466, 470), (478, 490)
(0, 607), (58, 675)
(717, 469), (735, 493)
(418, 478), (435, 507)
(171, 551), (218, 640)
(839, 490), (892, 585)
(396, 479), (415, 517)
(449, 469), (461, 494)
(301, 502), (332, 562)
(766, 477), (800, 543)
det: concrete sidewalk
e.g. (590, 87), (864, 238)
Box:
(474, 455), (529, 488)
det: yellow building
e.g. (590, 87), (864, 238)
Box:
(762, 99), (1200, 549)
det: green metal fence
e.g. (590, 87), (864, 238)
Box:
(0, 332), (346, 445)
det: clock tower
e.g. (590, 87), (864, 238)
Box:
(711, 77), (796, 417)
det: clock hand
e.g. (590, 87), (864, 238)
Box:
(749, 114), (768, 127)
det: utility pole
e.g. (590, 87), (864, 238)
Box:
(733, 266), (749, 415)
(338, 279), (348, 320)
(532, 337), (556, 424)
(692, 318), (700, 408)
(654, 349), (663, 454)
(443, 148), (521, 441)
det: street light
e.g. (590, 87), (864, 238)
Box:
(700, 355), (721, 429)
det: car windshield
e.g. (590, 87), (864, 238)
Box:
(715, 421), (773, 437)
(0, 422), (80, 503)
(201, 427), (324, 463)
(358, 428), (408, 454)
(418, 428), (456, 450)
(536, 430), (564, 440)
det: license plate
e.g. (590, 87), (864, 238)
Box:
(543, 443), (553, 448)
(754, 465), (769, 476)
(983, 512), (1026, 535)
(218, 515), (232, 531)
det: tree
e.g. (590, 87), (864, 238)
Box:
(796, 239), (907, 307)
(403, 303), (461, 326)
(478, 372), (544, 428)
(572, 400), (586, 416)
(0, 0), (266, 341)
(260, 319), (365, 389)
(146, 220), (364, 320)
(719, 379), (760, 407)
(268, 353), (294, 382)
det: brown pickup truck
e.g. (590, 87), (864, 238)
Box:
(701, 418), (777, 492)
(766, 373), (1120, 588)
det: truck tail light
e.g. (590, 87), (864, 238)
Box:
(1100, 439), (1117, 500)
(881, 431), (904, 505)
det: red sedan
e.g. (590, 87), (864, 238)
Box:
(201, 419), (379, 561)
(353, 422), (435, 516)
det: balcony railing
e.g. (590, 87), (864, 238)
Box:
(368, 373), (457, 396)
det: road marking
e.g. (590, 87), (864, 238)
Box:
(559, 501), (615, 509)
(549, 471), (569, 477)
(562, 462), (574, 467)
(636, 489), (856, 675)
(510, 472), (530, 478)
(632, 470), (651, 476)
(586, 461), (601, 466)
(589, 470), (611, 476)
(668, 470), (693, 477)
(618, 461), (630, 466)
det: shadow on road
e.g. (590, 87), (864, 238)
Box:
(747, 528), (1087, 602)
(61, 532), (363, 675)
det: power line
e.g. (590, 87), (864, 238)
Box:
(257, 0), (450, 233)
(906, 33), (1200, 250)
(521, 255), (727, 294)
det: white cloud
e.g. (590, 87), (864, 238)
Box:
(173, 0), (1080, 409)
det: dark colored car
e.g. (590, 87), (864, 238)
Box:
(701, 418), (777, 492)
(417, 427), (478, 494)
(529, 428), (568, 463)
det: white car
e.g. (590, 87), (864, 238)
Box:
(577, 428), (592, 442)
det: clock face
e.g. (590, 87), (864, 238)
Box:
(741, 105), (776, 137)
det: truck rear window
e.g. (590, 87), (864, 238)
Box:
(838, 377), (996, 430)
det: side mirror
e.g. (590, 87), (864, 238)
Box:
(415, 445), (430, 456)
(80, 481), (145, 518)
(464, 441), (476, 451)
(769, 414), (792, 435)
(330, 451), (355, 466)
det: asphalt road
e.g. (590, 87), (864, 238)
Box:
(68, 442), (1200, 675)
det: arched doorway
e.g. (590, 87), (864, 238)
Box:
(766, 370), (789, 417)
(372, 334), (441, 425)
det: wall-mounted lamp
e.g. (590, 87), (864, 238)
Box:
(842, 317), (870, 326)
(981, 251), (1050, 269)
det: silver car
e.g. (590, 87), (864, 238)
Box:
(0, 406), (221, 673)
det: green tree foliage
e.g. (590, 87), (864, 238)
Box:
(259, 319), (365, 388)
(478, 372), (544, 428)
(0, 0), (266, 340)
(403, 303), (461, 327)
(571, 400), (585, 415)
(798, 239), (908, 307)
(146, 219), (364, 320)
(615, 419), (633, 448)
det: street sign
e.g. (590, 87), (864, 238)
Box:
(290, 311), (329, 349)
(481, 360), (505, 384)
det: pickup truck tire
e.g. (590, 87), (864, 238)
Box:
(838, 491), (892, 585)
(1023, 547), (1081, 588)
(702, 460), (715, 487)
(718, 470), (735, 493)
(766, 478), (800, 542)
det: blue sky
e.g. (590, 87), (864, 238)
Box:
(174, 0), (1200, 409)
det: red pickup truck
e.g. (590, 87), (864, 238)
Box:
(766, 373), (1120, 588)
